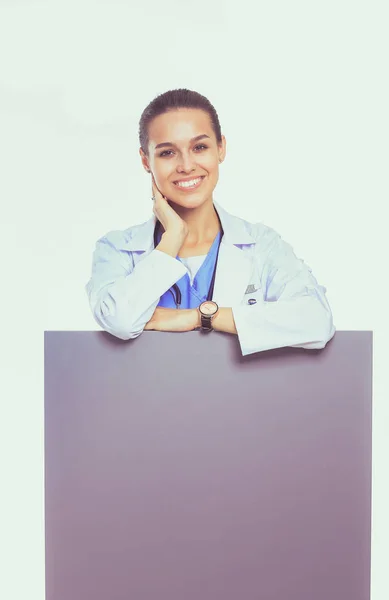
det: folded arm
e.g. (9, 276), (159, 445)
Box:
(86, 229), (335, 355)
(86, 233), (188, 340)
(231, 232), (335, 355)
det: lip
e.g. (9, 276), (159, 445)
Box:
(173, 176), (205, 191)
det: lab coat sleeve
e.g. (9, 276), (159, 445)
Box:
(231, 231), (336, 356)
(85, 233), (188, 340)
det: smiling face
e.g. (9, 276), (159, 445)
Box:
(140, 108), (226, 210)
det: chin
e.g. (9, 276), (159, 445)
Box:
(168, 184), (216, 209)
(169, 195), (209, 210)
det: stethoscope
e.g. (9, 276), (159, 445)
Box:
(153, 217), (224, 308)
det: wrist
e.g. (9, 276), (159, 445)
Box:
(194, 307), (201, 329)
(198, 301), (219, 331)
(157, 231), (184, 258)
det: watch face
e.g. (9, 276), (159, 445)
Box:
(200, 301), (218, 315)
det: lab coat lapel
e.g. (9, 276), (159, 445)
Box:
(213, 240), (253, 306)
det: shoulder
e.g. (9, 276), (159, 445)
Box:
(95, 217), (151, 250)
(222, 205), (282, 249)
(251, 221), (284, 251)
(221, 207), (293, 267)
(248, 220), (280, 243)
(239, 216), (308, 272)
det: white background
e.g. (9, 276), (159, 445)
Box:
(0, 0), (387, 598)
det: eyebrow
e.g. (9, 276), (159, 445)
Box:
(154, 134), (211, 150)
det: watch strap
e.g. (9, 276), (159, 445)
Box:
(200, 313), (214, 332)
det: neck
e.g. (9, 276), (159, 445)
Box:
(171, 198), (221, 245)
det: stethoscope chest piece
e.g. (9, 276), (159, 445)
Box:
(247, 298), (257, 305)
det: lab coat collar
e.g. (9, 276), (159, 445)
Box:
(119, 201), (256, 252)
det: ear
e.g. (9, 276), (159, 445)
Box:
(139, 147), (151, 173)
(218, 135), (227, 164)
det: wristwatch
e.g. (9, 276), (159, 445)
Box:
(198, 301), (219, 332)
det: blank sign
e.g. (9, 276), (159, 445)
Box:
(44, 331), (372, 600)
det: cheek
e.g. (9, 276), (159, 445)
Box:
(152, 162), (170, 184)
(198, 156), (220, 174)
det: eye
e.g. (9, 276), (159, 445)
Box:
(194, 144), (208, 151)
(159, 150), (174, 157)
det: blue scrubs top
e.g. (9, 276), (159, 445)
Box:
(156, 227), (222, 309)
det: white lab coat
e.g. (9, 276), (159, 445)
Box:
(86, 201), (335, 356)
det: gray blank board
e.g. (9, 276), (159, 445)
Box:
(44, 331), (372, 600)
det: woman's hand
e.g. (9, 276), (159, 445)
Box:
(144, 307), (200, 332)
(152, 175), (189, 256)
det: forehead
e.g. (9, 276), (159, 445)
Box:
(148, 108), (214, 145)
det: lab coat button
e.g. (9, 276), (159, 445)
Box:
(248, 298), (257, 305)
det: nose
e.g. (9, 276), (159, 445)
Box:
(176, 152), (196, 174)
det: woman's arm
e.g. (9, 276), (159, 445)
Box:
(144, 307), (237, 334)
(86, 233), (188, 340)
(86, 176), (191, 340)
(145, 290), (334, 356)
(231, 231), (335, 355)
(144, 231), (335, 356)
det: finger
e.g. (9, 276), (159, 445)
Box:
(151, 174), (161, 197)
(151, 176), (167, 203)
(152, 183), (164, 205)
(154, 191), (167, 210)
(151, 174), (159, 199)
(151, 180), (158, 200)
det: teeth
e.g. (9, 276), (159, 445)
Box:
(175, 177), (202, 188)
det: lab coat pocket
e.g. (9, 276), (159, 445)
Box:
(242, 281), (264, 306)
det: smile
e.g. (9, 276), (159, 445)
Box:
(173, 176), (205, 190)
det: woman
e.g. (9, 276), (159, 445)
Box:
(86, 88), (335, 356)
